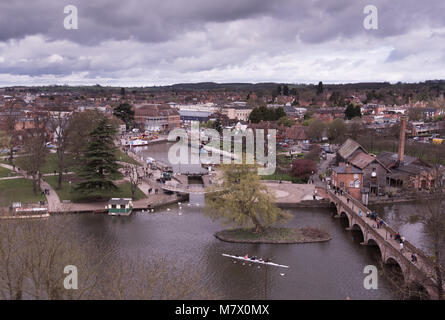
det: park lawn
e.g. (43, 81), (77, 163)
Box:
(115, 149), (140, 165)
(0, 166), (17, 178)
(260, 170), (305, 183)
(12, 153), (76, 174)
(6, 149), (139, 175)
(0, 178), (45, 207)
(45, 175), (146, 202)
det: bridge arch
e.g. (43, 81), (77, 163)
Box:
(384, 256), (406, 282)
(366, 238), (384, 261)
(340, 211), (352, 228)
(350, 223), (364, 234)
(349, 223), (366, 243)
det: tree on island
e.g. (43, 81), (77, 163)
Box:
(205, 163), (292, 233)
(113, 102), (135, 128)
(75, 118), (120, 195)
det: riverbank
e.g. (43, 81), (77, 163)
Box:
(0, 213), (50, 220)
(49, 194), (189, 215)
(214, 227), (331, 244)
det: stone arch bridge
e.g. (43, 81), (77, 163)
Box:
(323, 188), (444, 300)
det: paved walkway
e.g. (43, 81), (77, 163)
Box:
(263, 181), (318, 203)
(40, 179), (62, 212)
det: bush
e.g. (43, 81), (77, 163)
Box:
(291, 159), (316, 180)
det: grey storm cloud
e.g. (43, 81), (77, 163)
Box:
(1, 0), (444, 45)
(0, 0), (445, 84)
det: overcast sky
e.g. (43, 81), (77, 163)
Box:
(0, 0), (445, 87)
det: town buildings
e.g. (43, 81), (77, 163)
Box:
(134, 104), (180, 133)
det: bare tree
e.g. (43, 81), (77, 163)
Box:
(48, 111), (72, 190)
(418, 158), (445, 300)
(0, 219), (216, 300)
(0, 219), (108, 299)
(101, 254), (217, 300)
(67, 110), (103, 164)
(123, 163), (143, 199)
(21, 113), (50, 195)
(1, 104), (19, 165)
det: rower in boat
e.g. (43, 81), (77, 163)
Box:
(222, 253), (289, 268)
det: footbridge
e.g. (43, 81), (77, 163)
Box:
(324, 187), (444, 299)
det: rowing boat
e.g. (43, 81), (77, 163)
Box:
(222, 254), (289, 268)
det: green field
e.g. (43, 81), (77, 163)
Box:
(11, 153), (75, 174)
(45, 175), (146, 202)
(0, 166), (17, 178)
(260, 170), (305, 183)
(0, 178), (45, 207)
(115, 149), (140, 165)
(10, 149), (139, 175)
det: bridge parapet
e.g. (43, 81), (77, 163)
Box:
(324, 187), (443, 299)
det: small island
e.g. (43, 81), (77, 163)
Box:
(205, 163), (332, 244)
(215, 226), (331, 244)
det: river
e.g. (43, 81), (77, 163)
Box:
(48, 142), (434, 299)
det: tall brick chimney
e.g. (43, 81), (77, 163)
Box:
(398, 116), (407, 164)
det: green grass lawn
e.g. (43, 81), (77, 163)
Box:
(115, 149), (140, 165)
(45, 175), (146, 202)
(8, 149), (139, 176)
(0, 166), (17, 178)
(12, 153), (76, 174)
(0, 178), (45, 207)
(260, 170), (305, 183)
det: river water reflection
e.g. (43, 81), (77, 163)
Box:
(47, 142), (407, 299)
(57, 202), (396, 299)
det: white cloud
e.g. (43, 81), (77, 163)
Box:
(0, 1), (445, 86)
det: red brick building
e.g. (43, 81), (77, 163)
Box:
(331, 163), (363, 201)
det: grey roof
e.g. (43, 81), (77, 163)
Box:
(376, 151), (418, 167)
(108, 198), (132, 205)
(332, 164), (362, 174)
(337, 139), (366, 160)
(178, 110), (213, 117)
